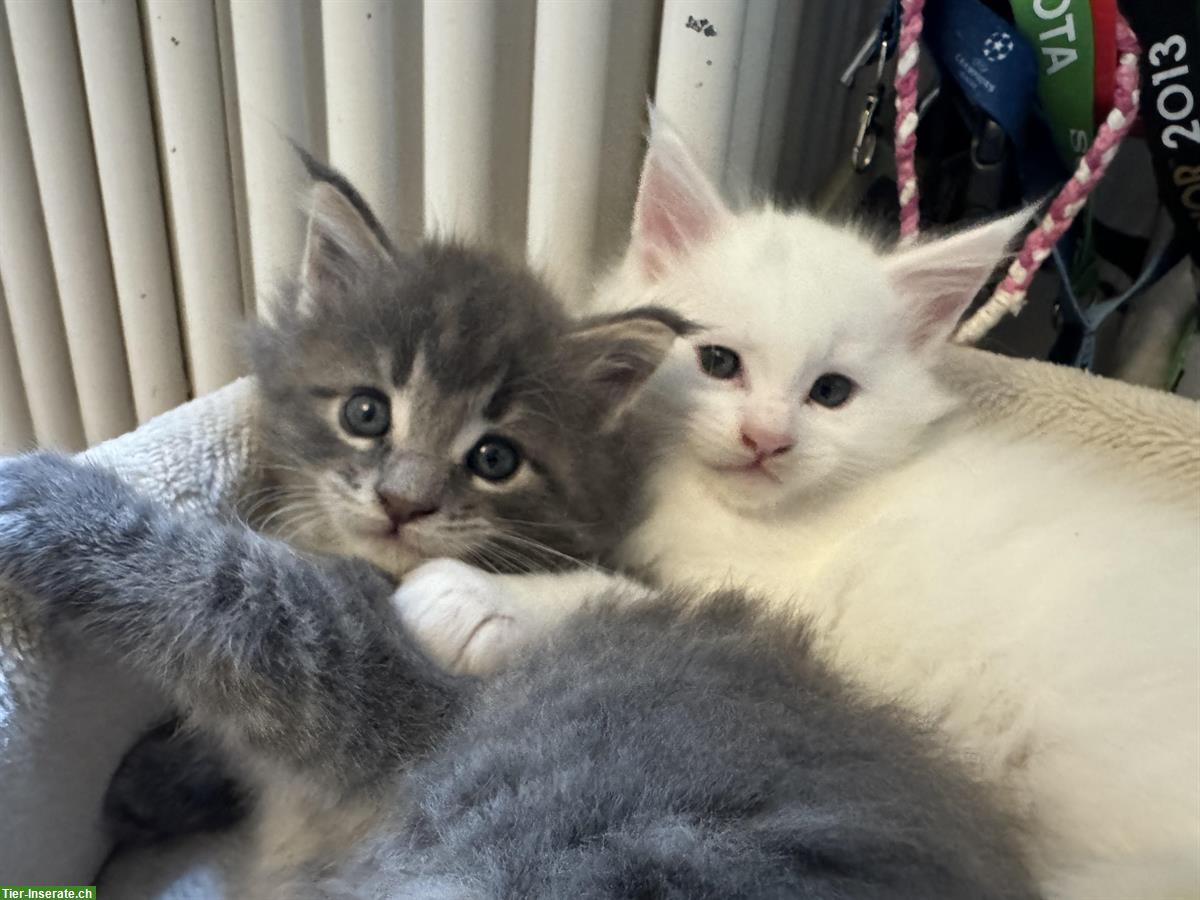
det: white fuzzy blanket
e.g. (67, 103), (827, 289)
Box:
(0, 349), (1196, 893)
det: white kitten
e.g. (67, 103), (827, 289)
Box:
(397, 117), (1200, 899)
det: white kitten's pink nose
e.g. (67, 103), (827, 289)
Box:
(740, 425), (793, 458)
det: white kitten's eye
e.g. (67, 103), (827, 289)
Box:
(697, 345), (741, 380)
(808, 373), (855, 408)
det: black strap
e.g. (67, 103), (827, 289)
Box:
(1117, 1), (1200, 264)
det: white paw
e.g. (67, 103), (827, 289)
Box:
(391, 559), (532, 676)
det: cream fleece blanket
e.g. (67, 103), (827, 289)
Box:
(0, 349), (1196, 892)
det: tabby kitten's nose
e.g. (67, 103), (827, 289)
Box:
(376, 489), (439, 527)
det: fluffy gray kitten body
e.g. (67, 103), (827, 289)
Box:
(0, 454), (1036, 899)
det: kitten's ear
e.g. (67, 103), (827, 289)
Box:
(630, 108), (733, 280)
(566, 307), (694, 427)
(885, 209), (1032, 347)
(296, 157), (395, 315)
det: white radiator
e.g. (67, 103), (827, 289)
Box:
(0, 0), (880, 453)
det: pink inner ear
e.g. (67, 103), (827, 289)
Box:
(885, 252), (982, 349)
(640, 166), (717, 272)
(908, 291), (966, 348)
(886, 209), (1032, 348)
(632, 131), (729, 280)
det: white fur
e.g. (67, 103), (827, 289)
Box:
(403, 119), (1200, 897)
(393, 559), (529, 676)
(394, 560), (653, 676)
(624, 421), (1199, 898)
(594, 118), (1200, 898)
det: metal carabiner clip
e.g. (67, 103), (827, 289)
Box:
(851, 38), (889, 172)
(852, 93), (881, 172)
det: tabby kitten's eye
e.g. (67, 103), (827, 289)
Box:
(341, 389), (391, 437)
(697, 345), (741, 380)
(466, 436), (521, 482)
(808, 373), (855, 408)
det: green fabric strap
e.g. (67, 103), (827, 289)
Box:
(1010, 0), (1097, 165)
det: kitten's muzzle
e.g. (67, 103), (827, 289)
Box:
(376, 453), (446, 530)
(377, 488), (439, 529)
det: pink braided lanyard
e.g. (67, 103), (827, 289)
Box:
(889, 0), (1144, 343)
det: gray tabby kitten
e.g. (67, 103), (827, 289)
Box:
(104, 156), (688, 846)
(0, 452), (1036, 899)
(249, 154), (681, 576)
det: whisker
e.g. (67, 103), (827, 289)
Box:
(275, 509), (338, 545)
(487, 530), (600, 574)
(237, 486), (324, 523)
(492, 515), (600, 532)
(470, 536), (539, 575)
(259, 499), (330, 536)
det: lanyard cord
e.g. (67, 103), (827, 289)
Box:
(957, 16), (1141, 343)
(893, 0), (925, 245)
(889, 0), (1144, 342)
